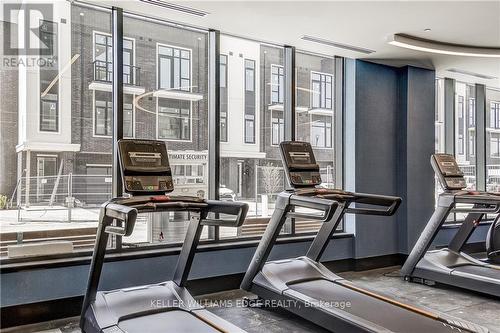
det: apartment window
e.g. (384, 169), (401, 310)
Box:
(457, 95), (464, 154)
(311, 72), (333, 109)
(311, 115), (332, 148)
(468, 98), (476, 127)
(272, 111), (284, 145)
(40, 93), (58, 132)
(39, 20), (57, 56)
(172, 165), (205, 185)
(124, 96), (134, 138)
(39, 20), (58, 132)
(491, 134), (500, 157)
(220, 54), (228, 142)
(158, 45), (190, 91)
(158, 99), (191, 140)
(94, 33), (134, 84)
(469, 135), (475, 156)
(491, 102), (500, 129)
(94, 92), (133, 137)
(271, 65), (284, 104)
(95, 91), (112, 136)
(244, 59), (256, 144)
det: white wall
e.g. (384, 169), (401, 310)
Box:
(220, 35), (263, 159)
(17, 1), (73, 149)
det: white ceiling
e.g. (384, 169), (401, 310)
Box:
(93, 0), (500, 88)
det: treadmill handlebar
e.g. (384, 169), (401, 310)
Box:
(103, 203), (138, 236)
(201, 200), (249, 228)
(100, 197), (249, 236)
(344, 192), (401, 216)
(289, 195), (339, 222)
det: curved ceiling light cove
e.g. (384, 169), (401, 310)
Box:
(388, 33), (500, 58)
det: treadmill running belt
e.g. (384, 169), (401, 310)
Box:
(288, 279), (458, 333)
(452, 265), (500, 280)
(118, 310), (221, 333)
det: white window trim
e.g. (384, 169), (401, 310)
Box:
(310, 70), (333, 111)
(92, 31), (136, 68)
(155, 42), (194, 142)
(220, 54), (230, 145)
(270, 109), (284, 147)
(244, 58), (257, 145)
(309, 112), (334, 149)
(269, 64), (284, 106)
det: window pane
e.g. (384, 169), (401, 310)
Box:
(487, 88), (500, 192)
(455, 83), (476, 191)
(295, 52), (337, 233)
(122, 15), (210, 246)
(0, 4), (113, 259)
(219, 35), (286, 239)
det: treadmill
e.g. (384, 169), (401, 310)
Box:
(241, 141), (488, 333)
(401, 153), (500, 297)
(80, 139), (249, 333)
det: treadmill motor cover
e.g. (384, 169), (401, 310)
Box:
(118, 139), (174, 194)
(280, 141), (322, 188)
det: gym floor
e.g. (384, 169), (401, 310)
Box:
(6, 266), (499, 333)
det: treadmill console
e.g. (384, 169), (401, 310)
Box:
(118, 139), (174, 194)
(280, 141), (322, 188)
(431, 153), (467, 190)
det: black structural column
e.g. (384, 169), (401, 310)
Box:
(476, 84), (487, 191)
(208, 29), (220, 201)
(112, 7), (124, 198)
(444, 78), (455, 155)
(283, 45), (296, 141)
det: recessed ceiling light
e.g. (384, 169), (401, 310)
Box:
(139, 0), (209, 17)
(301, 35), (375, 54)
(424, 28), (431, 32)
(388, 33), (500, 58)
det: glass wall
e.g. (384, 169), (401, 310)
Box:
(486, 88), (500, 191)
(295, 52), (336, 234)
(455, 82), (476, 190)
(120, 13), (211, 246)
(0, 3), (112, 259)
(0, 2), (342, 259)
(218, 35), (287, 239)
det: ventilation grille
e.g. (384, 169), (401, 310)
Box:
(139, 0), (209, 17)
(301, 35), (375, 54)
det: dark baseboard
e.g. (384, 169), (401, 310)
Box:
(0, 253), (404, 329)
(1, 296), (83, 329)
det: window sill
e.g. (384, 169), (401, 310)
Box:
(0, 232), (353, 273)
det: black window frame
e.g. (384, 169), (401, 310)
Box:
(271, 64), (284, 104)
(244, 59), (256, 144)
(39, 19), (59, 133)
(158, 44), (191, 91)
(94, 32), (135, 84)
(271, 110), (284, 145)
(220, 54), (228, 142)
(157, 99), (191, 141)
(311, 72), (333, 109)
(310, 114), (333, 148)
(491, 101), (500, 129)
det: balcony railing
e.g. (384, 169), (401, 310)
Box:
(93, 60), (141, 86)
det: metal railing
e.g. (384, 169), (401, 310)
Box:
(12, 174), (113, 208)
(93, 60), (141, 86)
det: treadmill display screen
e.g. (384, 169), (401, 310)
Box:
(431, 154), (466, 190)
(280, 141), (322, 188)
(118, 139), (174, 194)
